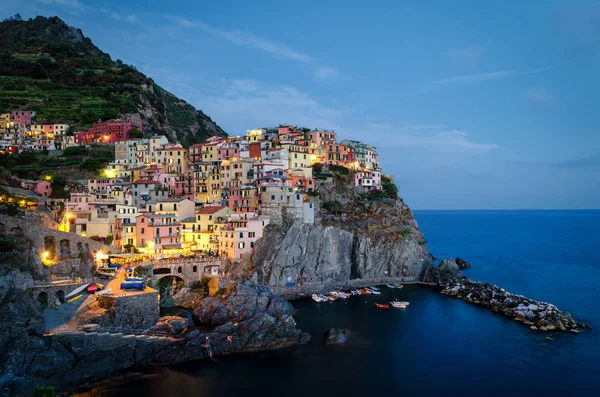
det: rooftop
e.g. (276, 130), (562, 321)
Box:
(196, 205), (225, 215)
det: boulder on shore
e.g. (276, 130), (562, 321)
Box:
(456, 258), (472, 269)
(324, 328), (351, 345)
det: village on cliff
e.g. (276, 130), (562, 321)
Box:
(0, 110), (384, 266)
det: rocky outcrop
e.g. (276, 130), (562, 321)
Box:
(440, 278), (591, 333)
(0, 275), (308, 395)
(456, 258), (472, 269)
(324, 328), (351, 345)
(150, 316), (191, 336)
(420, 258), (462, 284)
(253, 198), (431, 287)
(193, 279), (295, 325)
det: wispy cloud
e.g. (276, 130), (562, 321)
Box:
(344, 124), (498, 159)
(168, 16), (342, 81)
(418, 70), (516, 91)
(524, 86), (560, 106)
(446, 45), (484, 67)
(315, 67), (341, 81)
(171, 17), (314, 63)
(418, 65), (554, 92)
(554, 154), (600, 168)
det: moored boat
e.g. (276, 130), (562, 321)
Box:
(374, 303), (389, 309)
(312, 294), (328, 303)
(390, 301), (410, 308)
(351, 289), (360, 296)
(386, 284), (395, 289)
(369, 286), (380, 292)
(394, 284), (404, 289)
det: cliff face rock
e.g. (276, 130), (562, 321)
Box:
(193, 280), (296, 325)
(420, 258), (462, 284)
(0, 275), (308, 395)
(252, 167), (431, 286)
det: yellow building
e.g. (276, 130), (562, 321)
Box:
(182, 206), (231, 252)
(156, 144), (189, 174)
(246, 129), (265, 143)
(193, 162), (222, 204)
(202, 143), (219, 161)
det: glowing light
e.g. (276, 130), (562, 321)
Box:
(103, 169), (116, 178)
(81, 232), (87, 237)
(42, 251), (49, 259)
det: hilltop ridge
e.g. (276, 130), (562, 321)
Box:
(0, 15), (227, 144)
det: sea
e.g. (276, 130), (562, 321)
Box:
(82, 210), (600, 396)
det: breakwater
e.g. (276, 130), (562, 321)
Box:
(441, 278), (591, 333)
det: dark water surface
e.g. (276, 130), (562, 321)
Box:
(84, 210), (600, 396)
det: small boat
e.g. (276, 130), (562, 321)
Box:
(367, 288), (381, 295)
(369, 286), (380, 292)
(390, 301), (410, 308)
(364, 288), (373, 295)
(337, 292), (350, 299)
(386, 284), (395, 289)
(351, 289), (360, 296)
(312, 294), (328, 303)
(395, 284), (404, 289)
(374, 303), (389, 309)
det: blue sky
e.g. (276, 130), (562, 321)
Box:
(4, 0), (600, 209)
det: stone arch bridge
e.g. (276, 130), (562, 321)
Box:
(151, 258), (229, 284)
(28, 282), (88, 309)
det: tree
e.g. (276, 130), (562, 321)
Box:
(129, 128), (144, 139)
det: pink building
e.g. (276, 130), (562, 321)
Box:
(217, 214), (269, 261)
(10, 110), (34, 125)
(136, 213), (182, 254)
(217, 142), (240, 160)
(354, 169), (382, 191)
(21, 180), (52, 197)
(75, 119), (142, 144)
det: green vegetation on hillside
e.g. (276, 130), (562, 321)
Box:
(0, 144), (113, 194)
(0, 15), (227, 142)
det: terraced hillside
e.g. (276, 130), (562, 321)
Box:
(0, 15), (227, 145)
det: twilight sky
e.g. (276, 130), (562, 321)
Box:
(4, 0), (600, 209)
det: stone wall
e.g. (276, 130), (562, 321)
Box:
(97, 292), (159, 330)
(0, 213), (113, 261)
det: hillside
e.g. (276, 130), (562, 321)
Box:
(0, 15), (227, 145)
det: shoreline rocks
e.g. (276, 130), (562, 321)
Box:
(440, 278), (591, 333)
(324, 328), (351, 345)
(455, 258), (472, 269)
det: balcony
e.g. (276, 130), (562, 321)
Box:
(149, 222), (182, 227)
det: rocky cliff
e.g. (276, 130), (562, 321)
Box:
(0, 275), (307, 396)
(250, 165), (432, 287)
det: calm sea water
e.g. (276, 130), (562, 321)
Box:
(85, 210), (600, 396)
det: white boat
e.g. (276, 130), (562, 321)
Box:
(337, 292), (350, 299)
(390, 301), (410, 308)
(312, 294), (328, 303)
(351, 289), (360, 296)
(65, 283), (90, 299)
(395, 285), (404, 289)
(386, 284), (395, 289)
(367, 288), (381, 295)
(328, 291), (340, 300)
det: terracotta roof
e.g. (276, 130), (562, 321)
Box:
(196, 206), (225, 215)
